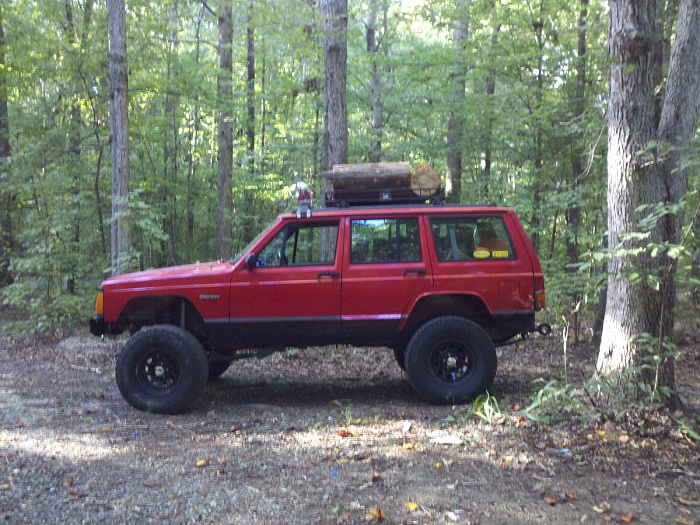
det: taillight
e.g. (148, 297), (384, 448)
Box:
(534, 276), (546, 311)
(95, 289), (104, 316)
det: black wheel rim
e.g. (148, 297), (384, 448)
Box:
(429, 341), (473, 383)
(136, 348), (181, 391)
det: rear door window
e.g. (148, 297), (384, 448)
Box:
(429, 216), (515, 261)
(350, 218), (422, 264)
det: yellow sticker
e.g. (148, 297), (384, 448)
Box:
(492, 250), (509, 258)
(473, 249), (490, 259)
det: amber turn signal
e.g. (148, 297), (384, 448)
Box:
(535, 290), (546, 311)
(95, 290), (104, 316)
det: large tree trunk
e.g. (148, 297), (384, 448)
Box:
(445, 0), (468, 204)
(597, 0), (700, 408)
(215, 6), (233, 261)
(321, 0), (348, 177)
(107, 0), (131, 276)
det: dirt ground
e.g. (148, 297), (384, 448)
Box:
(1, 319), (699, 524)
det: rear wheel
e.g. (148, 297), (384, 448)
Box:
(404, 316), (496, 405)
(116, 325), (208, 414)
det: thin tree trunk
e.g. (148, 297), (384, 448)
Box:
(0, 5), (11, 285)
(215, 6), (233, 260)
(445, 0), (468, 204)
(246, 0), (255, 166)
(480, 21), (500, 202)
(566, 0), (588, 343)
(161, 0), (180, 266)
(107, 0), (131, 276)
(366, 0), (383, 162)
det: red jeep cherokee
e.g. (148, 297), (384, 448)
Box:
(90, 204), (547, 413)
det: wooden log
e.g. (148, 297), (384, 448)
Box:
(410, 164), (440, 196)
(320, 162), (441, 206)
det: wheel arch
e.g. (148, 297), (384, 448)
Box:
(116, 295), (207, 337)
(400, 294), (492, 344)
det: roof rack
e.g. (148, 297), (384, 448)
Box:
(323, 187), (444, 207)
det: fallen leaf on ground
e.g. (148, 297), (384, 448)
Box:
(336, 458), (350, 465)
(402, 442), (414, 450)
(195, 458), (210, 467)
(0, 483), (10, 491)
(675, 517), (695, 525)
(619, 434), (630, 444)
(543, 493), (561, 506)
(338, 427), (357, 437)
(678, 497), (700, 506)
(366, 507), (385, 521)
(405, 501), (419, 512)
(371, 471), (381, 483)
(617, 511), (634, 523)
(62, 478), (74, 488)
(593, 501), (611, 513)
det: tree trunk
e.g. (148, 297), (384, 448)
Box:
(366, 0), (383, 162)
(321, 0), (348, 177)
(215, 6), (233, 261)
(107, 0), (131, 276)
(445, 0), (468, 204)
(0, 6), (11, 285)
(597, 0), (700, 409)
(246, 0), (255, 167)
(565, 0), (588, 343)
(162, 0), (180, 266)
(480, 19), (500, 202)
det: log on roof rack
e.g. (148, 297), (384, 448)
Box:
(320, 162), (443, 207)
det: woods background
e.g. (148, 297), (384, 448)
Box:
(0, 0), (697, 361)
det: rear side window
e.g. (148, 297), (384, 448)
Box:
(430, 216), (515, 261)
(351, 218), (421, 263)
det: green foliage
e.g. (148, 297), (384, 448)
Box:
(522, 335), (681, 424)
(0, 0), (615, 335)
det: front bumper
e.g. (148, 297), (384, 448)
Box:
(90, 316), (106, 336)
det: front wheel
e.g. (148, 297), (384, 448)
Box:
(116, 325), (209, 414)
(404, 316), (496, 405)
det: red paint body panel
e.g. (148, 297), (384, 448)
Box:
(93, 205), (544, 347)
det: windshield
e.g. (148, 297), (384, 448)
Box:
(231, 218), (279, 263)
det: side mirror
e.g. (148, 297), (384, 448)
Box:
(244, 253), (257, 270)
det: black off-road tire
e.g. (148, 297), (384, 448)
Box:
(404, 316), (497, 405)
(116, 324), (209, 414)
(392, 347), (406, 371)
(207, 359), (234, 381)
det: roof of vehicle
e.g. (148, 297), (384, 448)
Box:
(281, 204), (514, 220)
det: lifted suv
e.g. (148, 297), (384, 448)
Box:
(90, 205), (548, 413)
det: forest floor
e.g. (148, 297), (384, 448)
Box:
(1, 312), (699, 524)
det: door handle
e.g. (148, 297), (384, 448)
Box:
(402, 269), (426, 275)
(317, 271), (340, 278)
